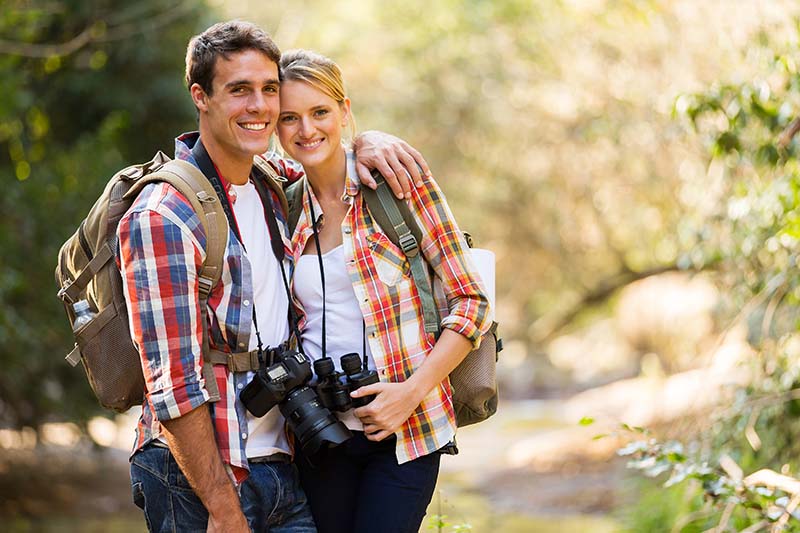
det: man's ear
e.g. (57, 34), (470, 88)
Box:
(190, 83), (209, 112)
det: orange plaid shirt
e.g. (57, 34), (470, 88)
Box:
(290, 153), (491, 463)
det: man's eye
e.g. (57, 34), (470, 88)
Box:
(265, 85), (278, 93)
(231, 87), (245, 94)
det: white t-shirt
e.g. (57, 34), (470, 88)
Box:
(293, 244), (375, 430)
(230, 179), (291, 458)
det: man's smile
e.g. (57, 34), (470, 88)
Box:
(240, 122), (267, 131)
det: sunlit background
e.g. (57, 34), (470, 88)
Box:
(5, 0), (800, 531)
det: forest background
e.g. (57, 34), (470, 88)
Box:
(4, 0), (800, 531)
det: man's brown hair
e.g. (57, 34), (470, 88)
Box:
(185, 20), (281, 95)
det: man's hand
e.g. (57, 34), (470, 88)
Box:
(351, 381), (424, 441)
(161, 405), (250, 533)
(208, 512), (250, 533)
(353, 131), (431, 199)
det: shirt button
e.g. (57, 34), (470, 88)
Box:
(241, 432), (248, 440)
(243, 300), (250, 306)
(238, 342), (246, 348)
(344, 228), (351, 234)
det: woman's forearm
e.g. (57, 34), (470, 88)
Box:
(352, 329), (473, 440)
(405, 329), (472, 403)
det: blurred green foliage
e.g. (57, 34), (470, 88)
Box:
(0, 0), (212, 428)
(233, 0), (736, 393)
(620, 18), (800, 531)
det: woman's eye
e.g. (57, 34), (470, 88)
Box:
(314, 109), (329, 118)
(280, 115), (296, 123)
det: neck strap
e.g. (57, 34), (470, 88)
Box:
(308, 184), (368, 369)
(190, 138), (302, 358)
(308, 187), (327, 360)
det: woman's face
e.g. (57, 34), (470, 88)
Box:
(277, 79), (349, 173)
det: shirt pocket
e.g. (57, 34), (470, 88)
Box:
(367, 232), (410, 287)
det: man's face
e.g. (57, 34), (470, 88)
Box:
(191, 49), (280, 166)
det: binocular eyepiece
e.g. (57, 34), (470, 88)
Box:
(314, 353), (379, 412)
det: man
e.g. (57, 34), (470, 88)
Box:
(119, 20), (427, 532)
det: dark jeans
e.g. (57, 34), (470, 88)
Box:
(130, 443), (316, 533)
(295, 431), (441, 533)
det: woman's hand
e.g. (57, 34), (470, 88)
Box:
(351, 381), (425, 441)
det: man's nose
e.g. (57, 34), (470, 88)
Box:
(247, 91), (266, 113)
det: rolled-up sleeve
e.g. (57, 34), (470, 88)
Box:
(117, 190), (209, 421)
(411, 175), (492, 347)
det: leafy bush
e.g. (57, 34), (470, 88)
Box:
(0, 0), (212, 430)
(622, 18), (800, 531)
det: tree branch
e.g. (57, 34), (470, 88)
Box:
(530, 261), (717, 344)
(0, 25), (94, 58)
(96, 1), (197, 43)
(778, 117), (800, 149)
(744, 469), (800, 495)
(0, 0), (195, 58)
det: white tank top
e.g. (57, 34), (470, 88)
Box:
(294, 245), (375, 430)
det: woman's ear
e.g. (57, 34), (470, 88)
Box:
(341, 97), (352, 128)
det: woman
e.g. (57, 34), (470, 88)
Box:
(276, 49), (491, 533)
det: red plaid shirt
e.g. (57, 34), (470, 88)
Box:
(290, 152), (491, 463)
(118, 133), (303, 482)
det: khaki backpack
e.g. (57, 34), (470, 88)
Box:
(56, 151), (289, 413)
(55, 152), (229, 411)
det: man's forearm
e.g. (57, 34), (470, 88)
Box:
(161, 404), (248, 531)
(352, 130), (430, 198)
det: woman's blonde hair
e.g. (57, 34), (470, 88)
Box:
(279, 49), (356, 140)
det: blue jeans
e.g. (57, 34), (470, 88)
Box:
(130, 443), (316, 533)
(295, 432), (441, 533)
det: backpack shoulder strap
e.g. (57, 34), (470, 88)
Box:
(285, 177), (306, 237)
(124, 158), (229, 402)
(361, 170), (440, 334)
(127, 159), (229, 291)
(253, 155), (289, 217)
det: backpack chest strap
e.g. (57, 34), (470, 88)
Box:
(206, 348), (261, 372)
(57, 242), (115, 304)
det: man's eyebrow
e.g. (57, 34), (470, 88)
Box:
(224, 78), (280, 89)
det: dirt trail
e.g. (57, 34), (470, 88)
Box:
(0, 400), (628, 532)
(433, 400), (627, 530)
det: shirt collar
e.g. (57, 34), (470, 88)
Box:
(303, 178), (325, 227)
(344, 150), (361, 199)
(174, 131), (200, 165)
